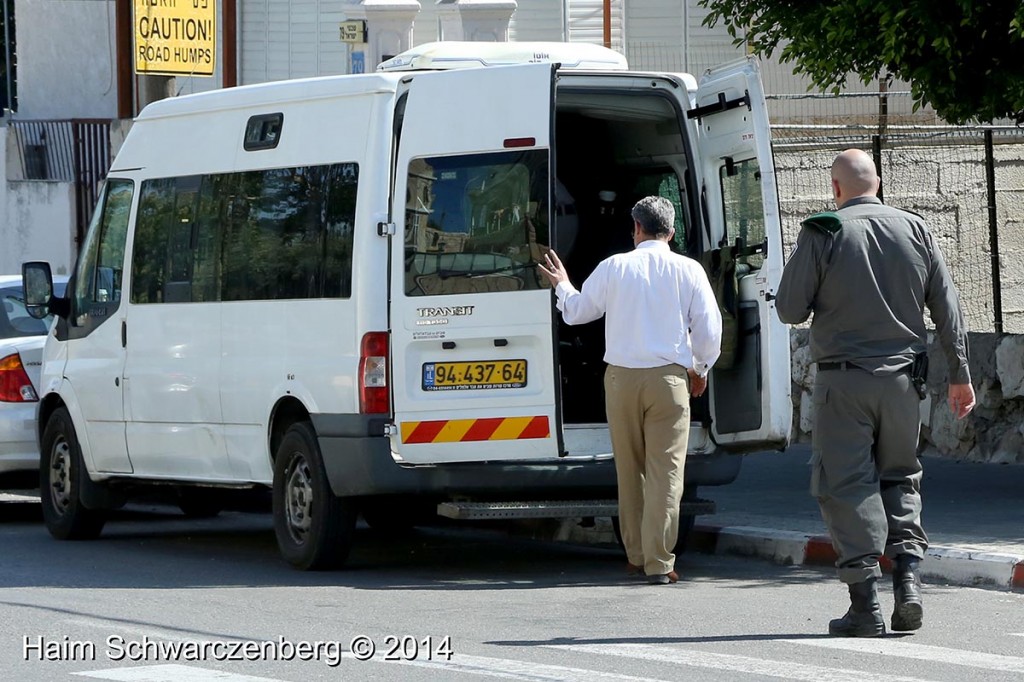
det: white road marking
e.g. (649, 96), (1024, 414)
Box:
(74, 664), (285, 682)
(343, 651), (673, 681)
(62, 617), (206, 643)
(547, 643), (939, 682)
(783, 638), (1024, 674)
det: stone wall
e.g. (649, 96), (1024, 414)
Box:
(774, 138), (1024, 334)
(789, 329), (1024, 464)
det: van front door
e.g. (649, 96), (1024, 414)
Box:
(63, 179), (135, 473)
(389, 64), (561, 464)
(691, 58), (792, 450)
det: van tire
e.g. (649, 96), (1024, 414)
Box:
(39, 407), (107, 540)
(272, 422), (357, 570)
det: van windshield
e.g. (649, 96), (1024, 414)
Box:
(403, 150), (549, 296)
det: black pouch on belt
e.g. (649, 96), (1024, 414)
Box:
(909, 352), (929, 400)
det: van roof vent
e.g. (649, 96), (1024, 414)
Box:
(377, 41), (629, 73)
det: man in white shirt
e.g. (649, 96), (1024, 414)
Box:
(538, 195), (722, 584)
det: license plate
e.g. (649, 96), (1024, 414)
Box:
(422, 359), (527, 391)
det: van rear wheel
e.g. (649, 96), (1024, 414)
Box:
(272, 422), (356, 570)
(40, 407), (107, 540)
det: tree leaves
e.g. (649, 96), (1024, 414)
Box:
(698, 0), (1024, 124)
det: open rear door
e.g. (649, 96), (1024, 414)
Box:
(690, 58), (792, 451)
(388, 64), (562, 464)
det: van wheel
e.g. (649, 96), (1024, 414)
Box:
(176, 488), (223, 518)
(272, 422), (357, 570)
(39, 407), (107, 540)
(611, 500), (696, 556)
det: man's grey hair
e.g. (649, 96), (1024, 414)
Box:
(631, 196), (675, 238)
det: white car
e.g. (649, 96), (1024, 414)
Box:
(0, 274), (68, 480)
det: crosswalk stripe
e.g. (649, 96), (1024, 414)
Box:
(782, 638), (1024, 674)
(74, 664), (285, 682)
(343, 651), (673, 681)
(547, 643), (938, 682)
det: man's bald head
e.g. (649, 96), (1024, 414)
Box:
(830, 149), (880, 207)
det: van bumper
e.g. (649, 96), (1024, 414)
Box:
(312, 415), (742, 498)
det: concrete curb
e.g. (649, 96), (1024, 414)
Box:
(692, 524), (1024, 591)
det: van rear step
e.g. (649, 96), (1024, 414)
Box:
(436, 498), (716, 520)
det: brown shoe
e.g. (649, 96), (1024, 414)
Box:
(626, 562), (644, 576)
(647, 570), (679, 585)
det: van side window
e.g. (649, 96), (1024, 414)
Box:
(720, 159), (766, 268)
(72, 179), (134, 325)
(131, 163), (358, 303)
(404, 150), (548, 296)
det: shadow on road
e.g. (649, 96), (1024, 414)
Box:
(0, 498), (836, 592)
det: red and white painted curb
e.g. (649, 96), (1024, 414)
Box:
(691, 524), (1024, 591)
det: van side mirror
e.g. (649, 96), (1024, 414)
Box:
(22, 261), (54, 319)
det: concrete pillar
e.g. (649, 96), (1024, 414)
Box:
(137, 75), (175, 110)
(342, 0), (421, 73)
(438, 0), (517, 42)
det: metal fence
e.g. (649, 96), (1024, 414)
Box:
(771, 116), (1024, 334)
(8, 119), (112, 245)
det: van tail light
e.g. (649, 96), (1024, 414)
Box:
(359, 332), (390, 414)
(0, 353), (39, 403)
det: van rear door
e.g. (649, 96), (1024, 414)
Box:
(690, 58), (792, 451)
(388, 64), (561, 464)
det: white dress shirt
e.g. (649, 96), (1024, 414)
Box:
(554, 240), (722, 376)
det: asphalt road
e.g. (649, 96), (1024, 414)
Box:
(1, 499), (1023, 682)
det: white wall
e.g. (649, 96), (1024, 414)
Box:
(240, 0), (350, 84)
(14, 0), (119, 119)
(1, 127), (76, 276)
(509, 0), (564, 42)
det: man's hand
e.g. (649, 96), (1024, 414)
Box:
(537, 250), (570, 288)
(687, 369), (707, 398)
(948, 383), (976, 420)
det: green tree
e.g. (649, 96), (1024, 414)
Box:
(698, 0), (1024, 124)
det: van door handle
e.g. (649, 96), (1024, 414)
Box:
(494, 338), (508, 347)
(442, 341), (456, 350)
(121, 320), (127, 348)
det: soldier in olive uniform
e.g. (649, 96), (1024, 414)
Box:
(776, 149), (976, 637)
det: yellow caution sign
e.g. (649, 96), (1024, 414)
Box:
(134, 0), (216, 77)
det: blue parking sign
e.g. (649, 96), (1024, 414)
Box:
(351, 51), (365, 75)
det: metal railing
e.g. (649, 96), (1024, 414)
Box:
(8, 119), (112, 245)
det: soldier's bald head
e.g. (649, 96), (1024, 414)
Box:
(831, 149), (880, 205)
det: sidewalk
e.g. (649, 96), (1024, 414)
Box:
(561, 444), (1023, 590)
(687, 445), (1024, 590)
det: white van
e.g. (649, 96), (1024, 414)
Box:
(24, 42), (791, 569)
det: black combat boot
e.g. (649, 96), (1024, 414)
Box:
(828, 578), (886, 637)
(891, 554), (923, 631)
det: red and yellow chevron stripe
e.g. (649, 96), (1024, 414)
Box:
(401, 416), (550, 444)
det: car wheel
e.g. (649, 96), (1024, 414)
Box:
(272, 422), (357, 570)
(39, 407), (107, 540)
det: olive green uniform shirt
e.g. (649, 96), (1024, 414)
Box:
(776, 196), (971, 384)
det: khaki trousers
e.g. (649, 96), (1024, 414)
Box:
(604, 364), (690, 575)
